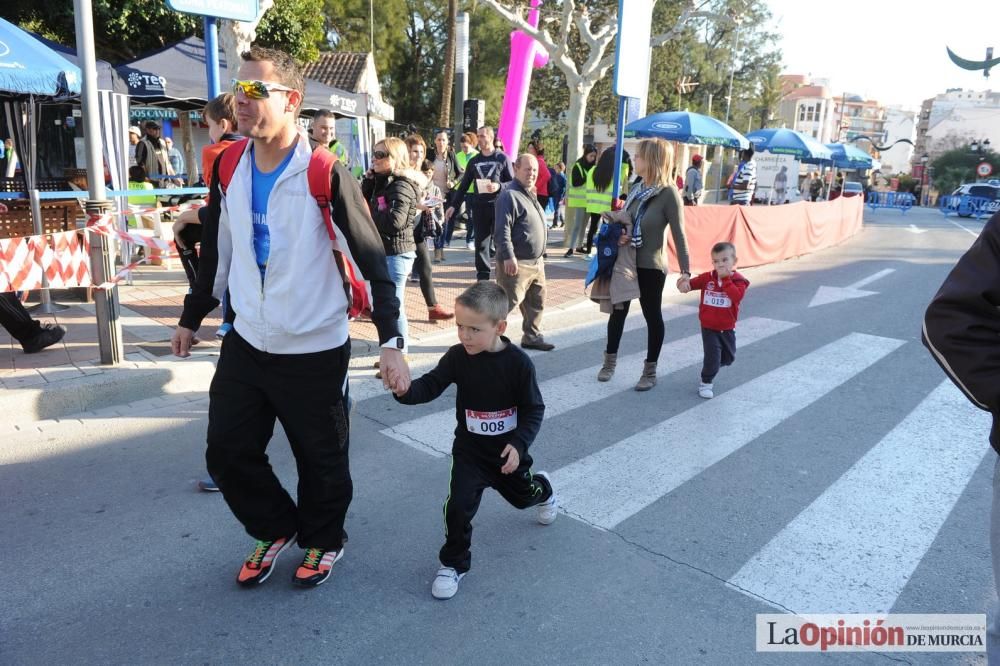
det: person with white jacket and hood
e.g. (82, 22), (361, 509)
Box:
(171, 45), (410, 590)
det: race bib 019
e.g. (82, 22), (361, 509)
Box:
(703, 290), (732, 308)
(465, 407), (517, 436)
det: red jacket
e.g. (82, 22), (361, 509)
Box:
(689, 269), (750, 331)
(535, 156), (550, 196)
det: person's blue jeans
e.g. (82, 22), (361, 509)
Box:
(385, 252), (416, 346)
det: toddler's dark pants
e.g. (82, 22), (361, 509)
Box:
(701, 327), (736, 383)
(441, 445), (553, 573)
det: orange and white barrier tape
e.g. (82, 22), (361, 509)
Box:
(0, 200), (203, 293)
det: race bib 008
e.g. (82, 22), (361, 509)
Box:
(465, 407), (517, 436)
(703, 290), (732, 308)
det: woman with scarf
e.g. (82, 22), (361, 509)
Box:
(406, 134), (454, 321)
(597, 138), (691, 391)
(429, 130), (464, 261)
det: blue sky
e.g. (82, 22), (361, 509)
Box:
(765, 0), (1000, 110)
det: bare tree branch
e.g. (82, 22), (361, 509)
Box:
(481, 0), (580, 80)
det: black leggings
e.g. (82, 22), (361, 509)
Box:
(413, 240), (437, 307)
(584, 213), (601, 251)
(605, 268), (667, 361)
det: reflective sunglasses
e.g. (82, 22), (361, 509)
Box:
(231, 79), (294, 99)
(372, 150), (391, 160)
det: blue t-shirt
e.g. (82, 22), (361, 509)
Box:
(251, 146), (295, 281)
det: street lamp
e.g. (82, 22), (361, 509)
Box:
(971, 138), (991, 154)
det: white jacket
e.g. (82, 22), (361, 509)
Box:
(180, 133), (401, 354)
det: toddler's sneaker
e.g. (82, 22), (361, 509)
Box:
(698, 382), (714, 399)
(534, 471), (558, 525)
(216, 322), (233, 339)
(237, 534), (295, 587)
(292, 547), (345, 588)
(431, 566), (465, 600)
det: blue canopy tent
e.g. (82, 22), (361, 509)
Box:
(824, 142), (874, 170)
(747, 128), (832, 164)
(624, 111), (750, 149)
(0, 18), (82, 310)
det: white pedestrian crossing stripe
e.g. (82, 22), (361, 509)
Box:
(351, 303), (697, 405)
(552, 333), (906, 530)
(727, 379), (991, 613)
(380, 316), (798, 457)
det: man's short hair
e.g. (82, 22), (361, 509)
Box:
(477, 125), (494, 136)
(203, 92), (237, 126)
(312, 109), (337, 123)
(711, 241), (736, 257)
(515, 153), (537, 168)
(241, 45), (305, 114)
(455, 282), (508, 324)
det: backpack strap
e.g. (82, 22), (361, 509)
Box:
(307, 147), (337, 240)
(306, 148), (371, 318)
(216, 137), (251, 196)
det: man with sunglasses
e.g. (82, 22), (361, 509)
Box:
(171, 45), (410, 590)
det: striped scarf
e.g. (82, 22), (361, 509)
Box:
(623, 184), (662, 248)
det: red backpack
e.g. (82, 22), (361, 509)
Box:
(216, 138), (370, 318)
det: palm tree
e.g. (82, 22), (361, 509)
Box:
(438, 0), (458, 129)
(754, 65), (785, 129)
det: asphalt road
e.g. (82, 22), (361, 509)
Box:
(1, 206), (993, 665)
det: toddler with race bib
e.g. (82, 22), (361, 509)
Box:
(391, 281), (557, 600)
(678, 242), (750, 399)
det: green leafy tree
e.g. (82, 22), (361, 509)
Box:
(10, 0), (323, 63)
(931, 147), (1000, 194)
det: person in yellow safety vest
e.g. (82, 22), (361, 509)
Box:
(126, 165), (159, 229)
(582, 147), (630, 255)
(455, 131), (479, 249)
(563, 143), (598, 257)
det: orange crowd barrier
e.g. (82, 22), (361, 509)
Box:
(666, 196), (864, 274)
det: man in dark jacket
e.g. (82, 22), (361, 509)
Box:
(922, 211), (1000, 661)
(445, 125), (513, 281)
(495, 153), (554, 352)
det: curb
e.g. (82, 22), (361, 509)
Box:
(2, 354), (220, 426)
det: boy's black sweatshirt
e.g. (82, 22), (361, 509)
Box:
(394, 337), (545, 457)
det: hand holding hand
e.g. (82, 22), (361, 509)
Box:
(500, 444), (520, 474)
(676, 277), (691, 293)
(380, 347), (411, 394)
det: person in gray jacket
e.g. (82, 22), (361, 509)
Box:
(494, 153), (555, 351)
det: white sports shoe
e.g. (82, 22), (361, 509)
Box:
(698, 382), (714, 399)
(466, 241), (475, 250)
(534, 471), (558, 525)
(431, 566), (465, 600)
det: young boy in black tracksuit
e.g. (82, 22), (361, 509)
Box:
(391, 281), (557, 600)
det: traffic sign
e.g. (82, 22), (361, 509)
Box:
(166, 0), (259, 22)
(977, 161), (993, 177)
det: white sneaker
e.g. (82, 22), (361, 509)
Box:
(534, 471), (558, 525)
(431, 566), (465, 600)
(466, 241), (474, 250)
(698, 382), (714, 399)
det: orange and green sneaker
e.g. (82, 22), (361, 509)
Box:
(292, 547), (345, 588)
(237, 535), (295, 587)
